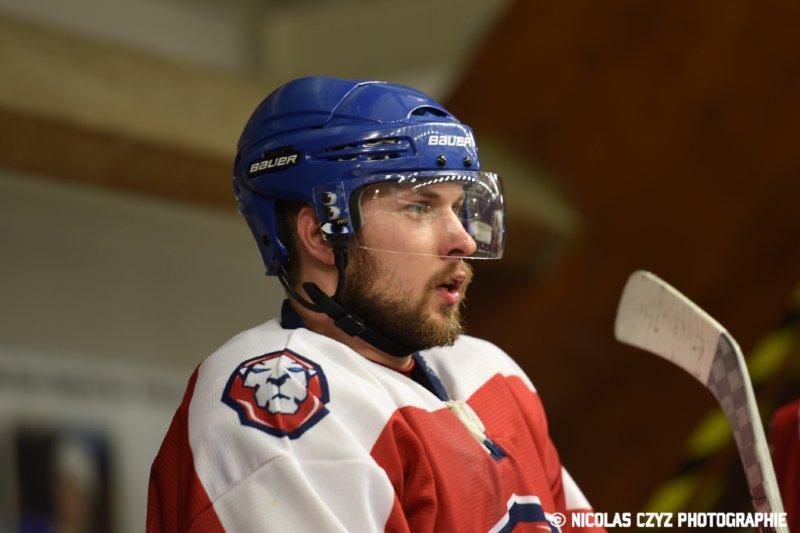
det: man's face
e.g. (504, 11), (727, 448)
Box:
(342, 182), (477, 352)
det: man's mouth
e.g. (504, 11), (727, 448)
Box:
(436, 275), (465, 292)
(434, 273), (467, 305)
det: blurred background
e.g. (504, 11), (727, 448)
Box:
(0, 0), (798, 531)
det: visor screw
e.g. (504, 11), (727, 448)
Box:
(321, 192), (337, 205)
(325, 206), (341, 220)
(436, 154), (447, 167)
(463, 156), (473, 167)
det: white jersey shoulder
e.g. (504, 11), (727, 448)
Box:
(188, 320), (429, 500)
(191, 321), (406, 531)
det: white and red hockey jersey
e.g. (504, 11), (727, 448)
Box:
(148, 303), (602, 532)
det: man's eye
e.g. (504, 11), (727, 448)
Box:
(405, 202), (431, 214)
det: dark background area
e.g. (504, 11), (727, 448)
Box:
(451, 0), (800, 513)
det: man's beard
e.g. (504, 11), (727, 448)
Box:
(342, 247), (473, 353)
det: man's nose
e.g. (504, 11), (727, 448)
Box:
(440, 210), (478, 258)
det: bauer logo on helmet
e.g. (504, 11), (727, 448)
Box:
(247, 147), (302, 179)
(427, 134), (474, 147)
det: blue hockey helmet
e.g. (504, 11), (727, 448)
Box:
(233, 76), (506, 277)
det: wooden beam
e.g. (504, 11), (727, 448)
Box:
(0, 14), (264, 158)
(0, 106), (233, 210)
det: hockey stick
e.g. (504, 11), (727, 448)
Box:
(614, 271), (786, 532)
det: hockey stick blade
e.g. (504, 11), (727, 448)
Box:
(615, 271), (786, 531)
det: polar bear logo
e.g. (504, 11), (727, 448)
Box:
(239, 354), (317, 415)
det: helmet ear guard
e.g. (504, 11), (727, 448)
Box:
(234, 180), (294, 276)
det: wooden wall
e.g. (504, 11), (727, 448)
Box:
(449, 0), (800, 511)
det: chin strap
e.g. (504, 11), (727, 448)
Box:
(278, 244), (415, 358)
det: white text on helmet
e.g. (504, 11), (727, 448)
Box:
(249, 154), (298, 174)
(427, 135), (473, 147)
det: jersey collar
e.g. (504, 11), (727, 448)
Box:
(280, 299), (306, 330)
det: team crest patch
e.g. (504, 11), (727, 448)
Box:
(222, 350), (329, 439)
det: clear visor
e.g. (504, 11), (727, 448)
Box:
(354, 171), (505, 259)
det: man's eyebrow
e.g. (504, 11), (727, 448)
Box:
(410, 188), (441, 199)
(407, 187), (465, 202)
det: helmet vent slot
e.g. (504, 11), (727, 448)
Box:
(314, 137), (412, 162)
(410, 106), (448, 118)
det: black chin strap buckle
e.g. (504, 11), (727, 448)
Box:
(334, 313), (366, 336)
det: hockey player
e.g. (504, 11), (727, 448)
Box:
(147, 77), (603, 532)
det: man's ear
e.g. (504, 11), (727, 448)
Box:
(294, 205), (334, 267)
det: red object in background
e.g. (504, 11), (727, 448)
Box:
(771, 399), (800, 532)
